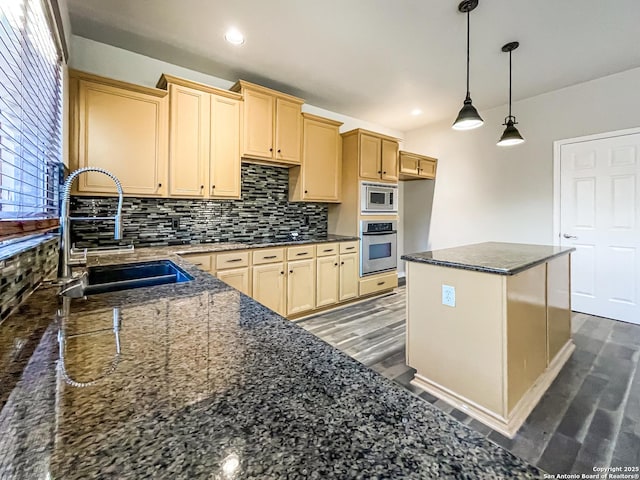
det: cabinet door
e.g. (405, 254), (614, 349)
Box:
(168, 84), (209, 197)
(381, 139), (399, 182)
(316, 256), (339, 308)
(77, 80), (168, 196)
(242, 89), (274, 159)
(275, 97), (302, 164)
(210, 95), (241, 198)
(418, 158), (437, 179)
(400, 153), (420, 176)
(217, 267), (251, 296)
(339, 253), (359, 301)
(287, 259), (316, 315)
(252, 263), (286, 316)
(302, 117), (341, 202)
(359, 133), (381, 180)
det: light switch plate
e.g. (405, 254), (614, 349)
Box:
(442, 284), (456, 307)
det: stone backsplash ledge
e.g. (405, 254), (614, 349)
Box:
(70, 163), (328, 248)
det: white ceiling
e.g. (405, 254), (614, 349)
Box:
(67, 0), (640, 132)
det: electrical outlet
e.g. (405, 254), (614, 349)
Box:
(442, 284), (456, 307)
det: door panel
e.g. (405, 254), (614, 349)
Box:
(77, 80), (167, 196)
(217, 267), (251, 296)
(359, 134), (381, 180)
(339, 253), (358, 301)
(316, 256), (339, 308)
(252, 263), (286, 316)
(168, 85), (208, 197)
(560, 133), (640, 323)
(287, 259), (315, 315)
(275, 98), (301, 164)
(242, 89), (273, 159)
(210, 95), (241, 198)
(381, 139), (398, 182)
(302, 118), (340, 201)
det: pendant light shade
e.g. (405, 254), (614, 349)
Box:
(497, 41), (525, 146)
(452, 0), (483, 130)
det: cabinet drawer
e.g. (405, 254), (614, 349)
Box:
(339, 241), (359, 254)
(359, 272), (398, 296)
(316, 243), (339, 257)
(181, 253), (213, 272)
(287, 245), (315, 260)
(253, 248), (285, 265)
(216, 251), (249, 270)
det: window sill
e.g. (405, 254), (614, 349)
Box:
(0, 233), (59, 263)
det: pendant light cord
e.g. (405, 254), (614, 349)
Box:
(466, 9), (470, 98)
(508, 50), (512, 118)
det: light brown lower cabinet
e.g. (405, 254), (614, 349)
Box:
(339, 253), (359, 301)
(316, 256), (340, 307)
(217, 267), (251, 296)
(252, 263), (286, 316)
(287, 259), (316, 316)
(180, 242), (365, 318)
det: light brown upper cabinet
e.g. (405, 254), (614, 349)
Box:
(289, 113), (343, 203)
(230, 80), (303, 166)
(398, 151), (438, 181)
(159, 75), (241, 199)
(342, 129), (400, 183)
(69, 70), (168, 196)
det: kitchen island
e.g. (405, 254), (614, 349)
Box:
(0, 241), (544, 478)
(402, 242), (575, 438)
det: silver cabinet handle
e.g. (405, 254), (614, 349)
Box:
(563, 234), (577, 239)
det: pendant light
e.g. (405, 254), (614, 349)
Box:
(452, 0), (483, 130)
(497, 41), (525, 146)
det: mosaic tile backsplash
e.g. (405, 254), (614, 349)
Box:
(0, 236), (58, 322)
(70, 164), (328, 248)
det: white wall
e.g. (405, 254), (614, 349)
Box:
(402, 66), (640, 255)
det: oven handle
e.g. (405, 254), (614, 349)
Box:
(362, 230), (397, 236)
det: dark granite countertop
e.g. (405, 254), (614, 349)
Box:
(402, 242), (575, 276)
(0, 247), (543, 478)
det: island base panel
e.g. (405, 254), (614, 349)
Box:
(411, 339), (574, 438)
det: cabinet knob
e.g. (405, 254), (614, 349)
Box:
(269, 147), (273, 152)
(334, 263), (338, 266)
(383, 171), (387, 174)
(377, 171), (381, 174)
(289, 270), (293, 274)
(341, 261), (344, 265)
(280, 271), (284, 275)
(304, 190), (308, 194)
(211, 185), (215, 189)
(200, 185), (204, 189)
(277, 149), (281, 153)
(158, 183), (162, 188)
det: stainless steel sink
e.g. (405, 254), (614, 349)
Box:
(62, 260), (194, 297)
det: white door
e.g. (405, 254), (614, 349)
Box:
(559, 132), (640, 324)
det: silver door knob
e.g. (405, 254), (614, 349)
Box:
(563, 233), (577, 239)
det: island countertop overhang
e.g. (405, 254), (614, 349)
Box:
(401, 241), (575, 275)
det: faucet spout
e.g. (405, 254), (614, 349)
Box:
(58, 168), (124, 279)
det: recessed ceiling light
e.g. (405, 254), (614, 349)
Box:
(224, 28), (245, 46)
(411, 108), (423, 116)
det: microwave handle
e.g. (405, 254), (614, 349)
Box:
(362, 230), (398, 236)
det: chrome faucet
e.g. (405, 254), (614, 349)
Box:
(58, 167), (124, 279)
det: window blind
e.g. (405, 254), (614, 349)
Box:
(0, 0), (62, 227)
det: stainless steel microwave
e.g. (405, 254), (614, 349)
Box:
(360, 181), (398, 214)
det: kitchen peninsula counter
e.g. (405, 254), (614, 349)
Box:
(402, 242), (575, 438)
(0, 243), (542, 479)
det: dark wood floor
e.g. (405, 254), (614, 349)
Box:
(298, 286), (640, 475)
